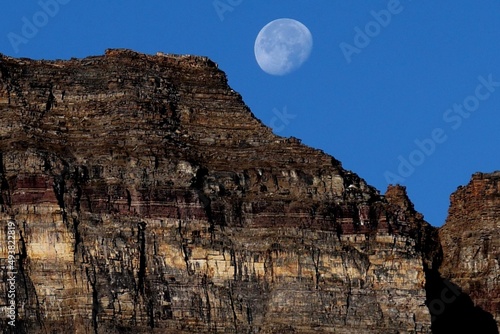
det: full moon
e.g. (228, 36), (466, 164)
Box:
(254, 18), (313, 76)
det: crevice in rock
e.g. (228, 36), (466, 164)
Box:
(137, 221), (147, 294)
(177, 218), (193, 275)
(126, 189), (132, 210)
(246, 303), (253, 325)
(85, 262), (99, 334)
(71, 168), (86, 257)
(18, 226), (45, 332)
(191, 166), (217, 243)
(230, 248), (237, 280)
(340, 252), (353, 326)
(228, 281), (238, 333)
(147, 292), (155, 329)
(52, 174), (68, 226)
(72, 217), (81, 259)
(202, 274), (212, 328)
(424, 267), (498, 333)
(0, 152), (11, 209)
(311, 246), (321, 290)
(45, 87), (55, 112)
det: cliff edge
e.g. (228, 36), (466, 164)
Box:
(0, 49), (497, 333)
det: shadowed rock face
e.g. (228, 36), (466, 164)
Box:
(438, 172), (500, 332)
(0, 49), (495, 333)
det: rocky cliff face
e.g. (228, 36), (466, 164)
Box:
(0, 49), (496, 333)
(438, 172), (500, 332)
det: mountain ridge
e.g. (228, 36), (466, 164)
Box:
(0, 49), (497, 333)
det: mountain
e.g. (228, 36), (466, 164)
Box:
(437, 172), (500, 333)
(0, 49), (498, 333)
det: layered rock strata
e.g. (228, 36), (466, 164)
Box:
(0, 49), (493, 333)
(438, 172), (500, 332)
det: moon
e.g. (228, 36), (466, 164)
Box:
(254, 18), (313, 76)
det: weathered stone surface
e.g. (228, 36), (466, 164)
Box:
(439, 172), (500, 332)
(0, 49), (494, 333)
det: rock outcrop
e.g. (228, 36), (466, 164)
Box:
(438, 172), (500, 332)
(0, 49), (496, 333)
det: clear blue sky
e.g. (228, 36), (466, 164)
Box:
(2, 0), (499, 226)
